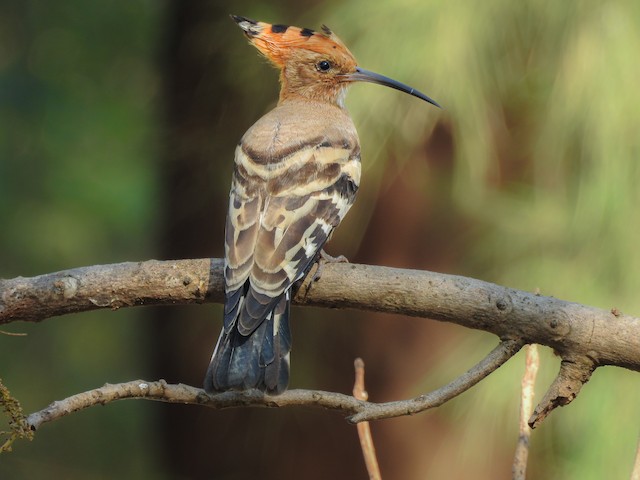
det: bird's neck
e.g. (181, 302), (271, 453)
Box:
(278, 70), (348, 108)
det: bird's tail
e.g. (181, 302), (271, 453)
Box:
(204, 292), (291, 395)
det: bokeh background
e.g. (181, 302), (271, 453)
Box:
(2, 1), (639, 479)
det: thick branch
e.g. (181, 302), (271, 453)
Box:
(2, 259), (638, 372)
(0, 259), (221, 322)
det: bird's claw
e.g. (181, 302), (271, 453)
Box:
(310, 249), (349, 286)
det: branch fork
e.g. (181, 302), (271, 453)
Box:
(1, 259), (639, 436)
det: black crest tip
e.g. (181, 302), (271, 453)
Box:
(230, 15), (256, 25)
(231, 15), (260, 36)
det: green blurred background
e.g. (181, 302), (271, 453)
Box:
(1, 0), (639, 479)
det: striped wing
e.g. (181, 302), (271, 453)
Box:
(223, 136), (361, 334)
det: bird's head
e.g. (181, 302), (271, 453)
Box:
(231, 15), (440, 109)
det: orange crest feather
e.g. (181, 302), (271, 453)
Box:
(232, 16), (354, 68)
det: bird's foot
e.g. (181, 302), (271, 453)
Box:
(299, 250), (349, 297)
(311, 249), (349, 284)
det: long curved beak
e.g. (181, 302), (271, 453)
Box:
(345, 67), (441, 108)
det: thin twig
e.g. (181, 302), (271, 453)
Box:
(26, 340), (523, 431)
(513, 345), (540, 480)
(353, 358), (381, 480)
(0, 330), (27, 336)
(348, 339), (523, 423)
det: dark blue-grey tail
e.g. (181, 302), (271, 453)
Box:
(204, 290), (291, 395)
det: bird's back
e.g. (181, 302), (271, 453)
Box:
(205, 99), (361, 394)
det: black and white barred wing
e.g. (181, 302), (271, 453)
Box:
(206, 138), (360, 393)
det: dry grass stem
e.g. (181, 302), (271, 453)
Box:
(353, 358), (381, 480)
(512, 345), (540, 479)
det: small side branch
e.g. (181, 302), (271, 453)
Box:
(528, 356), (595, 429)
(348, 339), (523, 423)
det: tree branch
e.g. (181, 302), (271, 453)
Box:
(3, 258), (640, 425)
(26, 339), (521, 431)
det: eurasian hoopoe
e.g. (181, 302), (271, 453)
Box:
(204, 15), (439, 395)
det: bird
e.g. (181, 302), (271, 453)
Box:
(204, 15), (440, 395)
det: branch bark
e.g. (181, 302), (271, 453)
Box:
(2, 258), (640, 425)
(26, 340), (519, 431)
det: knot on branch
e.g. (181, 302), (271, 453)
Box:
(53, 276), (79, 299)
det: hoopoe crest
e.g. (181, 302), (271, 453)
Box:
(204, 15), (440, 395)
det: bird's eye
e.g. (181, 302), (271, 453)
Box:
(317, 60), (332, 72)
